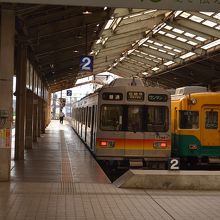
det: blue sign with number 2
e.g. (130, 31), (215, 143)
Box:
(80, 55), (93, 72)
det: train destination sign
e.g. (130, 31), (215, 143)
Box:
(2, 0), (220, 12)
(127, 91), (144, 101)
(102, 93), (123, 101)
(148, 94), (168, 102)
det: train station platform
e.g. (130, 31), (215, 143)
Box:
(1, 120), (220, 220)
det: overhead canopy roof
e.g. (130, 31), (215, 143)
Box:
(12, 3), (113, 92)
(5, 3), (220, 92)
(92, 9), (220, 90)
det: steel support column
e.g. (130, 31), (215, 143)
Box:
(25, 90), (34, 149)
(15, 43), (27, 160)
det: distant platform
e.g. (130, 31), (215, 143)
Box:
(114, 169), (220, 190)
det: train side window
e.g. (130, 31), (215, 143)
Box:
(86, 107), (88, 125)
(205, 111), (218, 129)
(88, 107), (91, 128)
(100, 105), (123, 131)
(94, 105), (97, 129)
(146, 106), (169, 132)
(179, 111), (199, 129)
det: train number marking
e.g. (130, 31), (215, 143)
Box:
(168, 158), (180, 170)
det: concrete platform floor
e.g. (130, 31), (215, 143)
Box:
(0, 120), (220, 220)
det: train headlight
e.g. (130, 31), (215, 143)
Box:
(191, 98), (197, 105)
(153, 142), (167, 149)
(100, 141), (107, 147)
(99, 140), (115, 148)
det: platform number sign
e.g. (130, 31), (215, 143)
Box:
(80, 55), (93, 72)
(168, 158), (180, 170)
(66, 90), (72, 96)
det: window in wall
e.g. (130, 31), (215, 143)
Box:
(88, 107), (91, 128)
(29, 64), (33, 91)
(205, 110), (218, 129)
(147, 106), (169, 132)
(100, 105), (123, 131)
(26, 60), (30, 88)
(179, 111), (199, 129)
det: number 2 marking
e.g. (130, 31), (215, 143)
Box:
(170, 158), (180, 170)
(82, 57), (91, 70)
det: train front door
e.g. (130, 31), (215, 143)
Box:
(124, 106), (144, 157)
(201, 107), (220, 146)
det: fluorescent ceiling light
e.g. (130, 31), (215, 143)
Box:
(214, 13), (220, 20)
(180, 52), (195, 59)
(187, 41), (197, 46)
(180, 12), (191, 18)
(166, 33), (176, 38)
(200, 12), (214, 16)
(202, 20), (217, 27)
(152, 67), (160, 71)
(190, 15), (204, 23)
(196, 36), (206, 42)
(104, 19), (114, 30)
(83, 10), (92, 15)
(184, 32), (196, 38)
(173, 28), (184, 34)
(201, 39), (220, 49)
(164, 61), (174, 66)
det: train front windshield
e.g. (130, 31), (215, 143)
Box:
(100, 105), (169, 132)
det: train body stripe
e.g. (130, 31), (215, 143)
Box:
(96, 138), (171, 150)
(172, 133), (220, 157)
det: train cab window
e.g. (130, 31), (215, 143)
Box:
(100, 105), (123, 131)
(127, 106), (144, 132)
(205, 111), (218, 129)
(179, 111), (199, 129)
(146, 106), (169, 132)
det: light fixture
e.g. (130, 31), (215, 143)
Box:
(104, 7), (107, 10)
(83, 9), (92, 15)
(73, 50), (79, 53)
(76, 34), (83, 39)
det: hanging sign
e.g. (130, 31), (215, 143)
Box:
(66, 90), (72, 96)
(80, 55), (93, 72)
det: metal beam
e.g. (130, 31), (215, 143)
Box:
(139, 46), (174, 61)
(94, 32), (145, 51)
(110, 68), (132, 78)
(95, 45), (129, 58)
(121, 60), (146, 72)
(129, 53), (158, 67)
(176, 18), (220, 39)
(2, 0), (220, 12)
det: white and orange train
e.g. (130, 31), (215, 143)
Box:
(71, 78), (171, 168)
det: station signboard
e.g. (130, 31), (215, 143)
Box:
(66, 90), (72, 96)
(80, 55), (93, 72)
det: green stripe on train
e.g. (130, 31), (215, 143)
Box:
(171, 133), (220, 157)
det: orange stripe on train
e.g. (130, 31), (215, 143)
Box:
(96, 138), (171, 150)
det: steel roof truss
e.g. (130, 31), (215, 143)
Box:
(176, 18), (220, 39)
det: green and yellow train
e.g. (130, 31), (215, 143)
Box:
(171, 86), (220, 166)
